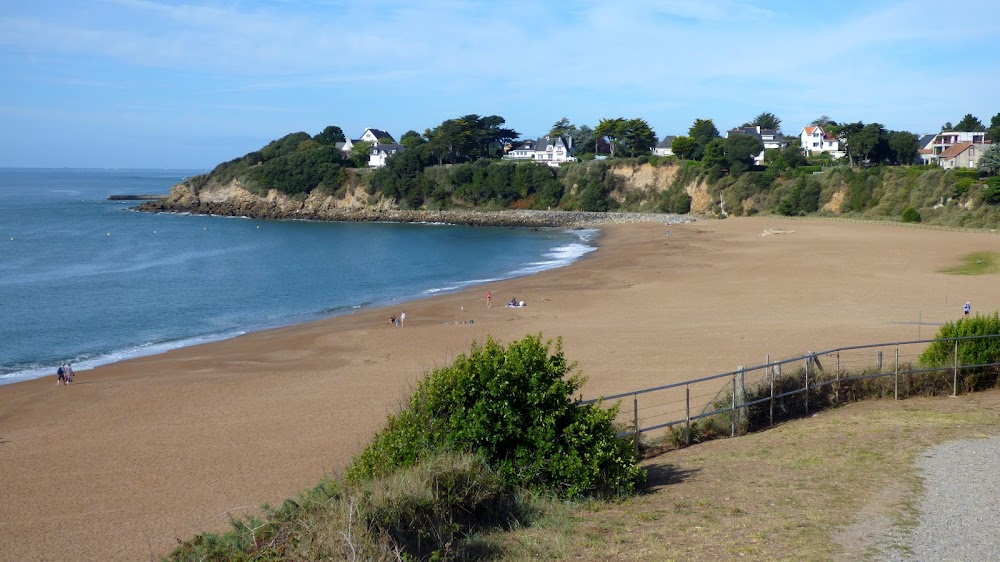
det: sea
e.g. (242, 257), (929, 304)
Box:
(0, 168), (597, 385)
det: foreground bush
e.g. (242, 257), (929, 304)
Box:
(169, 452), (528, 561)
(347, 334), (643, 499)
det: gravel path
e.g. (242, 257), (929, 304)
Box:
(879, 436), (1000, 561)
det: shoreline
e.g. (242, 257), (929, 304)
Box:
(3, 217), (999, 560)
(0, 221), (612, 386)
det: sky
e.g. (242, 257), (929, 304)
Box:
(2, 0), (999, 169)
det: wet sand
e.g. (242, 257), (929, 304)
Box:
(1, 217), (997, 560)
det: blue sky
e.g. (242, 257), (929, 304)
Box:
(2, 0), (999, 169)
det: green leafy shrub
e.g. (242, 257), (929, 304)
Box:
(919, 312), (1000, 391)
(346, 334), (643, 499)
(983, 177), (1000, 204)
(901, 207), (922, 223)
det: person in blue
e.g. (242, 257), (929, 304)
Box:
(964, 302), (971, 317)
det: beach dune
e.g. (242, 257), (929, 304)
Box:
(1, 217), (996, 560)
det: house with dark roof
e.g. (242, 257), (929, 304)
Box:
(340, 128), (397, 154)
(653, 136), (676, 157)
(369, 143), (404, 168)
(799, 125), (845, 159)
(726, 125), (787, 165)
(504, 136), (575, 167)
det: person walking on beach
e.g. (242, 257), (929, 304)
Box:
(400, 311), (406, 327)
(486, 291), (492, 308)
(964, 302), (971, 317)
(65, 363), (74, 384)
(56, 364), (65, 386)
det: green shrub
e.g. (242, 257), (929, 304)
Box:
(919, 312), (1000, 392)
(796, 165), (822, 175)
(346, 334), (644, 499)
(983, 177), (1000, 204)
(901, 206), (922, 223)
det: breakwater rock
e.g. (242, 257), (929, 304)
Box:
(136, 181), (694, 228)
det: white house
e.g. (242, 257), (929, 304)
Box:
(799, 125), (845, 159)
(726, 126), (787, 165)
(369, 144), (404, 168)
(340, 128), (396, 154)
(653, 136), (676, 157)
(504, 136), (574, 167)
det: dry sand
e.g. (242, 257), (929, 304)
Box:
(1, 217), (997, 561)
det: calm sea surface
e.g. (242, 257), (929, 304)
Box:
(0, 168), (595, 385)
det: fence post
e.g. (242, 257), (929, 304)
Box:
(894, 347), (899, 400)
(836, 351), (841, 405)
(877, 349), (883, 373)
(633, 395), (639, 458)
(952, 339), (959, 397)
(804, 357), (810, 416)
(731, 372), (737, 437)
(685, 385), (691, 446)
(769, 360), (775, 427)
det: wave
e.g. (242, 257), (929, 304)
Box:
(0, 330), (249, 386)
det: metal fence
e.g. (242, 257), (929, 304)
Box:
(583, 333), (1000, 451)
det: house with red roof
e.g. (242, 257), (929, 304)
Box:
(799, 125), (845, 159)
(936, 142), (988, 170)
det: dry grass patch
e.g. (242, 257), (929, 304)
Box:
(492, 389), (1000, 561)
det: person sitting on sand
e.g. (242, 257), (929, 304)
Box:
(390, 315), (396, 326)
(508, 297), (517, 307)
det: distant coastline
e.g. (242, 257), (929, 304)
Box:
(135, 182), (695, 228)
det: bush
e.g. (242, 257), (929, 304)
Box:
(983, 177), (1000, 204)
(346, 334), (644, 499)
(919, 312), (1000, 392)
(901, 206), (922, 223)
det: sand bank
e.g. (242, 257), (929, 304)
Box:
(1, 217), (997, 560)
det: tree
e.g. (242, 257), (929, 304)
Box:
(595, 118), (627, 157)
(314, 125), (345, 145)
(887, 131), (919, 165)
(954, 113), (985, 132)
(978, 144), (1000, 176)
(424, 115), (519, 164)
(724, 133), (765, 168)
(400, 130), (424, 150)
(349, 140), (373, 167)
(701, 138), (727, 169)
(618, 118), (657, 157)
(549, 117), (573, 138)
(941, 121), (954, 132)
(812, 115), (836, 127)
(671, 136), (697, 160)
(842, 122), (888, 164)
(987, 113), (1000, 143)
(750, 112), (782, 131)
(688, 118), (719, 148)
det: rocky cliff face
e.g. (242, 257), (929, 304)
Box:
(138, 177), (691, 227)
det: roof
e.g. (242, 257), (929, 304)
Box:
(657, 135), (676, 148)
(803, 125), (820, 135)
(513, 139), (536, 150)
(372, 143), (403, 153)
(937, 142), (974, 160)
(918, 134), (935, 148)
(365, 128), (396, 143)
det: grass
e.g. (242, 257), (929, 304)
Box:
(938, 251), (999, 275)
(490, 389), (1000, 561)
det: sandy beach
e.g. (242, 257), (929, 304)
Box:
(1, 217), (998, 561)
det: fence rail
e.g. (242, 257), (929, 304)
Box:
(582, 333), (1000, 451)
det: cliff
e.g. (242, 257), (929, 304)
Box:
(137, 178), (692, 227)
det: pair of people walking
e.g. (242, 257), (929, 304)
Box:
(56, 362), (74, 385)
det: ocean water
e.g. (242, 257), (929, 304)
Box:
(0, 168), (596, 385)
